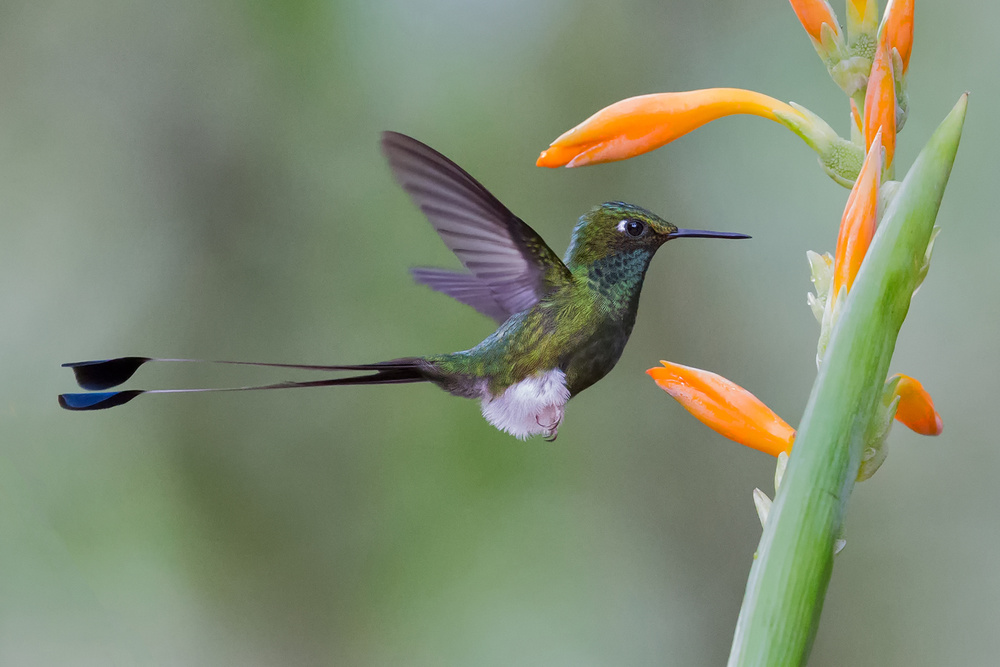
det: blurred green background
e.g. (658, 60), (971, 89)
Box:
(2, 0), (995, 664)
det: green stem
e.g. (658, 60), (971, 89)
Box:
(727, 94), (967, 666)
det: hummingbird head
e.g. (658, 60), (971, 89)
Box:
(563, 201), (749, 269)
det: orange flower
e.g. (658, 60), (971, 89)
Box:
(647, 361), (795, 457)
(536, 89), (806, 168)
(788, 0), (841, 44)
(880, 0), (914, 73)
(864, 40), (897, 167)
(832, 129), (881, 296)
(892, 374), (943, 435)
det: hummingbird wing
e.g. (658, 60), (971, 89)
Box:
(382, 131), (572, 319)
(409, 267), (512, 323)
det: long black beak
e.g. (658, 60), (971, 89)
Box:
(667, 228), (751, 240)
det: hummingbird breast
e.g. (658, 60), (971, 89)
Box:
(558, 251), (650, 395)
(555, 295), (638, 396)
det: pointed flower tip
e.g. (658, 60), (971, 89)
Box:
(832, 130), (881, 296)
(536, 149), (563, 168)
(892, 374), (943, 435)
(648, 361), (795, 457)
(535, 89), (800, 168)
(879, 0), (914, 73)
(789, 0), (841, 44)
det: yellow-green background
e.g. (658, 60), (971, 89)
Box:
(2, 1), (994, 664)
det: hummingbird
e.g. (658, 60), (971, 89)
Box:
(59, 132), (749, 440)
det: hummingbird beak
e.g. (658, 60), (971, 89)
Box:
(667, 228), (751, 240)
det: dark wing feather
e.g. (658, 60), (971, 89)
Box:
(382, 132), (572, 318)
(410, 267), (511, 323)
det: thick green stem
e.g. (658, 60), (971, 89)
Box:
(727, 94), (967, 666)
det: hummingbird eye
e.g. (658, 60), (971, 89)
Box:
(618, 219), (646, 237)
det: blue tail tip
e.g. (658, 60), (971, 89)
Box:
(59, 390), (142, 411)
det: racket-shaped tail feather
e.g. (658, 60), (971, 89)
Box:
(59, 358), (431, 411)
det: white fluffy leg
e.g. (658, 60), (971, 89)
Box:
(480, 369), (570, 440)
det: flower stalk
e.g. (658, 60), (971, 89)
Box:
(727, 94), (966, 666)
(536, 1), (958, 660)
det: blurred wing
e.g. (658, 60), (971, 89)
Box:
(382, 131), (571, 317)
(410, 267), (511, 323)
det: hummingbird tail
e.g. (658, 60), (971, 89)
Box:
(58, 357), (433, 411)
(309, 360), (432, 386)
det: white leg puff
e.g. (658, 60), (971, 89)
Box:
(480, 369), (571, 440)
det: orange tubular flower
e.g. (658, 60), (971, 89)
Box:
(832, 130), (881, 296)
(536, 89), (805, 168)
(880, 0), (914, 73)
(892, 374), (943, 435)
(788, 0), (841, 44)
(647, 361), (795, 457)
(863, 41), (897, 167)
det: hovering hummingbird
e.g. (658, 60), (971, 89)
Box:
(59, 132), (749, 440)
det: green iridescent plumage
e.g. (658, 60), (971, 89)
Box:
(425, 201), (685, 398)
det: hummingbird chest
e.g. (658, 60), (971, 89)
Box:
(561, 310), (636, 396)
(557, 257), (646, 395)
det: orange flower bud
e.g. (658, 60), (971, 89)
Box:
(892, 374), (943, 435)
(536, 89), (804, 168)
(880, 0), (914, 73)
(832, 130), (881, 296)
(863, 41), (897, 167)
(647, 361), (795, 457)
(788, 0), (841, 43)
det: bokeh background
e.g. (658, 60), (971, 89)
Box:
(2, 1), (996, 664)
